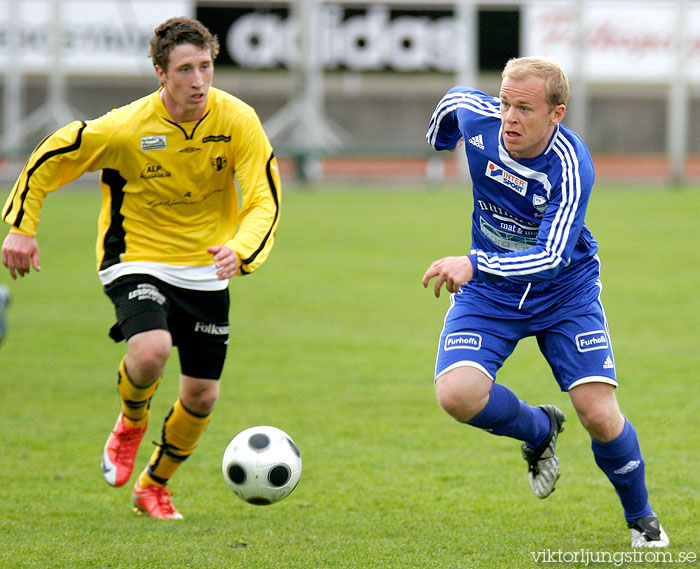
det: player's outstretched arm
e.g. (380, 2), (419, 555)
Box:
(2, 233), (40, 280)
(422, 255), (473, 298)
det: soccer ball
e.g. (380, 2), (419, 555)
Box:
(222, 426), (302, 505)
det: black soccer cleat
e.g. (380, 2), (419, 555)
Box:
(628, 515), (669, 548)
(521, 405), (566, 499)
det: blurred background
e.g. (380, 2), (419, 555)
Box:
(0, 0), (698, 185)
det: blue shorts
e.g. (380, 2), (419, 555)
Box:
(434, 269), (618, 392)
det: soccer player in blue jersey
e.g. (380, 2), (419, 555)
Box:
(422, 56), (668, 548)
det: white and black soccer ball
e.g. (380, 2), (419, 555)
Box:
(222, 426), (302, 505)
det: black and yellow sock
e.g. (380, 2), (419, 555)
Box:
(117, 356), (161, 429)
(136, 398), (211, 488)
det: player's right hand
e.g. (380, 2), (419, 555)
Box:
(422, 255), (473, 298)
(2, 233), (41, 279)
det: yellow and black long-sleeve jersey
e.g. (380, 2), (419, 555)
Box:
(2, 87), (281, 282)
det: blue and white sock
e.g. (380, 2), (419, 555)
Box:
(591, 419), (654, 522)
(466, 382), (551, 448)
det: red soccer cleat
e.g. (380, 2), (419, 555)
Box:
(101, 413), (146, 487)
(132, 482), (184, 520)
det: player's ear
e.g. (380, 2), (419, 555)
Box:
(551, 104), (566, 125)
(154, 65), (166, 86)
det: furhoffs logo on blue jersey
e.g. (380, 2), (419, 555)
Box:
(444, 333), (482, 351)
(485, 161), (528, 196)
(575, 330), (609, 352)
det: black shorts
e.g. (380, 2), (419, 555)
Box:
(103, 274), (230, 380)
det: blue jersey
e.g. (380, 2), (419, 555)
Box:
(427, 86), (598, 288)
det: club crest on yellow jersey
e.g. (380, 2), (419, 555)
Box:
(140, 135), (167, 151)
(211, 156), (228, 171)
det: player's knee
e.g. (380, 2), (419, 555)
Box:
(436, 385), (463, 419)
(134, 345), (170, 376)
(577, 405), (623, 441)
(570, 382), (624, 440)
(184, 394), (217, 416)
(435, 370), (490, 422)
(181, 379), (219, 416)
(126, 331), (172, 382)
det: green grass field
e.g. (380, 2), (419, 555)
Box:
(0, 185), (698, 569)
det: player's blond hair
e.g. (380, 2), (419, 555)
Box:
(150, 17), (220, 72)
(502, 57), (569, 108)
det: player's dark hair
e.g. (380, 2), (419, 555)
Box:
(150, 17), (220, 72)
(502, 56), (570, 108)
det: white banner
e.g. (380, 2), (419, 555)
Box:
(523, 1), (699, 82)
(201, 3), (460, 72)
(0, 0), (193, 76)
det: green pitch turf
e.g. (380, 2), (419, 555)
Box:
(0, 185), (698, 568)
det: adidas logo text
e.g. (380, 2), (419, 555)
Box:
(468, 134), (484, 149)
(603, 355), (614, 369)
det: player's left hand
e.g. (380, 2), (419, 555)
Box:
(448, 137), (465, 152)
(422, 255), (473, 298)
(207, 245), (239, 280)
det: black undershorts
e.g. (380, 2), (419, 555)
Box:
(103, 274), (230, 379)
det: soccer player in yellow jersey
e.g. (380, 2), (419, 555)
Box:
(1, 17), (281, 519)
